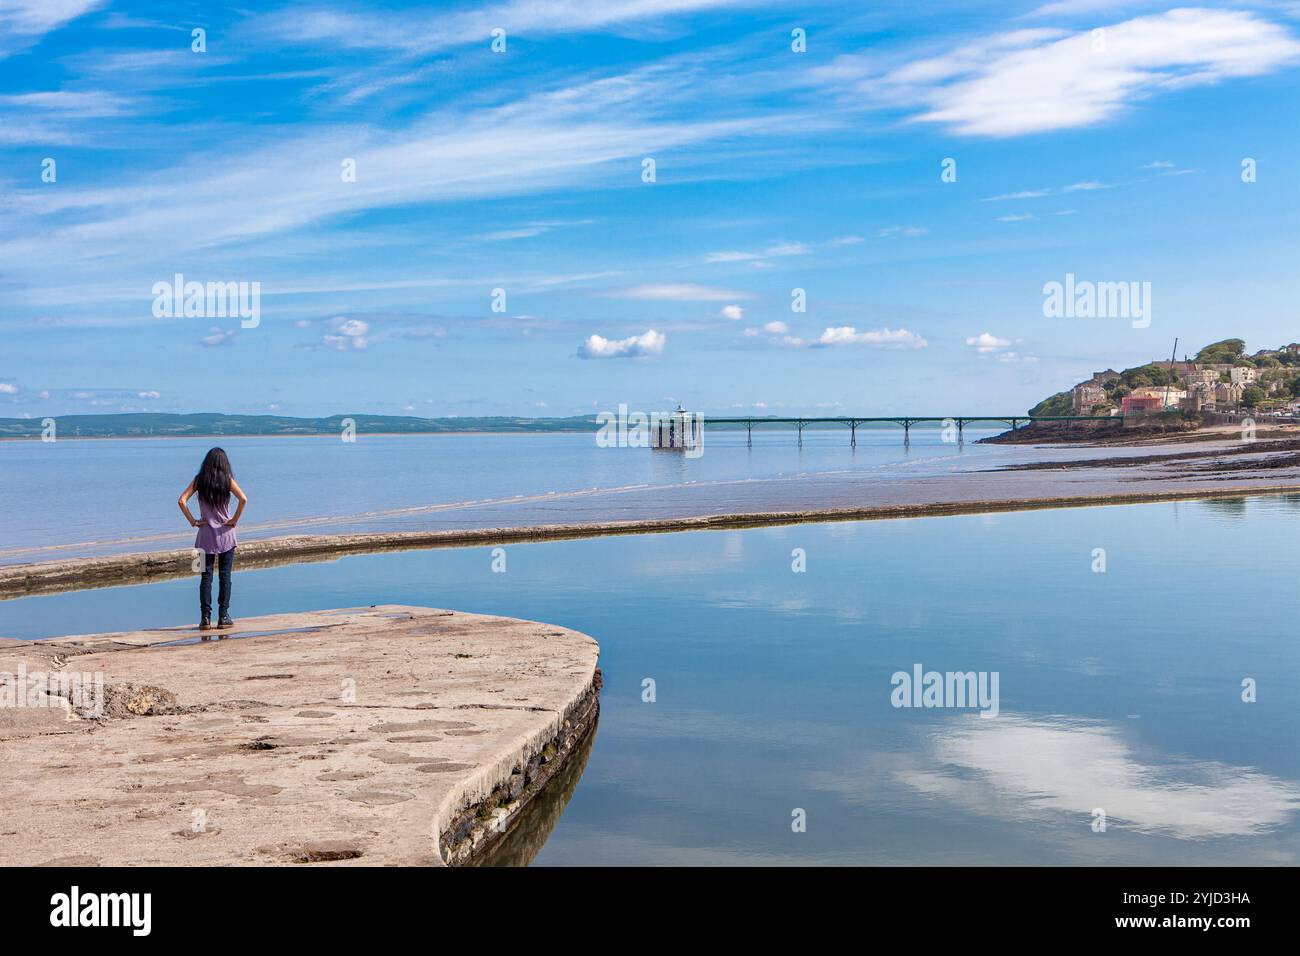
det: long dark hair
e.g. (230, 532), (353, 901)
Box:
(195, 447), (233, 509)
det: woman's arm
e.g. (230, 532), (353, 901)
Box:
(226, 478), (248, 527)
(178, 480), (199, 527)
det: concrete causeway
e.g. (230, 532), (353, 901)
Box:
(0, 605), (599, 866)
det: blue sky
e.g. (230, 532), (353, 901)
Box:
(2, 0), (1299, 418)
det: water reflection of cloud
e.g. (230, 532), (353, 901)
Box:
(894, 714), (1300, 838)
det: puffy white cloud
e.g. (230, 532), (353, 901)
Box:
(137, 390), (161, 399)
(763, 321), (789, 334)
(200, 327), (236, 347)
(817, 327), (928, 349)
(578, 328), (666, 359)
(720, 304), (745, 320)
(324, 316), (369, 350)
(966, 332), (1012, 353)
(0, 382), (18, 394)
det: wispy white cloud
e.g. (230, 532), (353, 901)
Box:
(1026, 0), (1140, 17)
(0, 89), (140, 144)
(876, 225), (928, 238)
(606, 283), (753, 302)
(830, 9), (1300, 137)
(476, 219), (594, 242)
(0, 0), (103, 57)
(980, 189), (1051, 202)
(0, 64), (778, 300)
(816, 327), (928, 349)
(258, 1), (760, 54)
(705, 240), (807, 263)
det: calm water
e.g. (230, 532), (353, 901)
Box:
(4, 496), (1298, 865)
(1, 428), (1038, 562)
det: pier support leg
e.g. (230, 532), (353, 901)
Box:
(797, 422), (803, 447)
(850, 422), (856, 448)
(903, 421), (910, 445)
(746, 422), (752, 447)
(958, 420), (964, 444)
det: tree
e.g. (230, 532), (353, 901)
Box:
(1029, 391), (1072, 417)
(1242, 386), (1266, 408)
(1194, 338), (1246, 363)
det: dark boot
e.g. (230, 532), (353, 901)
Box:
(200, 613), (212, 630)
(217, 613), (234, 628)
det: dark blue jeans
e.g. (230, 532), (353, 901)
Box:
(200, 548), (235, 616)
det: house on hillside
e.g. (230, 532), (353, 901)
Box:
(1070, 369), (1121, 413)
(1121, 395), (1164, 415)
(1130, 386), (1187, 408)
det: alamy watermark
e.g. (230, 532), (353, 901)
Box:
(891, 663), (1000, 718)
(1042, 273), (1150, 329)
(50, 886), (151, 936)
(1, 664), (105, 719)
(152, 273), (261, 328)
(596, 403), (704, 458)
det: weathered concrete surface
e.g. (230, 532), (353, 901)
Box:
(0, 605), (599, 866)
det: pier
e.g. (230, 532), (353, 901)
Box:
(704, 415), (1120, 446)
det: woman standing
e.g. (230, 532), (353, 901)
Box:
(178, 448), (247, 630)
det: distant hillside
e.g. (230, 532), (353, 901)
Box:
(0, 413), (601, 439)
(1030, 338), (1300, 417)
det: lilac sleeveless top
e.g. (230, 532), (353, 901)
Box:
(195, 494), (237, 554)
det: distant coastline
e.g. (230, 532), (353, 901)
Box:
(0, 412), (600, 440)
(0, 411), (969, 440)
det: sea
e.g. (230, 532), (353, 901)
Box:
(2, 431), (1297, 865)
